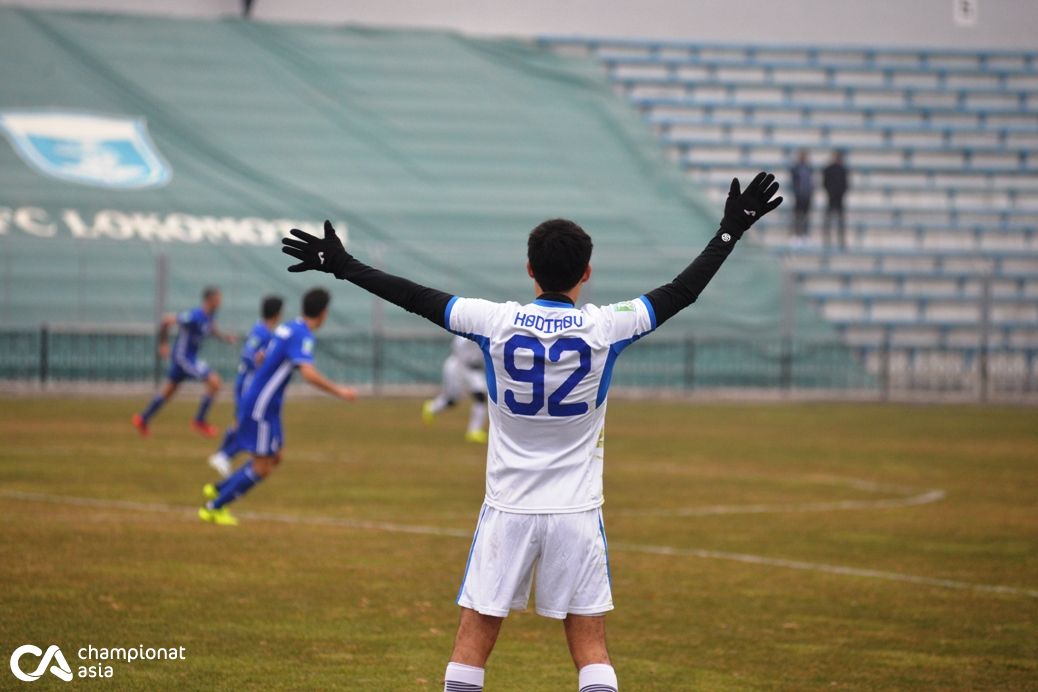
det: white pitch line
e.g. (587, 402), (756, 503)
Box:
(614, 543), (1038, 599)
(0, 489), (471, 539)
(614, 489), (947, 517)
(1, 489), (1035, 599)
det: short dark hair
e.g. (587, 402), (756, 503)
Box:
(527, 219), (593, 292)
(201, 286), (220, 301)
(261, 295), (283, 320)
(302, 288), (330, 318)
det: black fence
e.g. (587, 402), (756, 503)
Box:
(1, 325), (1035, 400)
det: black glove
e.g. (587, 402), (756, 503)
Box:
(720, 171), (783, 238)
(281, 220), (350, 276)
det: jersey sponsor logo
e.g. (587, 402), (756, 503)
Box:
(0, 110), (171, 190)
(10, 644), (74, 682)
(302, 338), (314, 355)
(513, 312), (584, 334)
(612, 302), (635, 312)
(721, 232), (732, 243)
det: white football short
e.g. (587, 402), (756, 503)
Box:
(456, 504), (613, 619)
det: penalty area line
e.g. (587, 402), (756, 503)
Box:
(1, 489), (1035, 599)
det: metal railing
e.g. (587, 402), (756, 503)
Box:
(1, 324), (1035, 401)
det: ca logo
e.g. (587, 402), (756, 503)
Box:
(10, 644), (73, 683)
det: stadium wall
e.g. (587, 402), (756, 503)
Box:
(7, 9), (1030, 399)
(1, 0), (1036, 49)
(0, 7), (866, 391)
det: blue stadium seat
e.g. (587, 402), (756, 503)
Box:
(547, 35), (1038, 366)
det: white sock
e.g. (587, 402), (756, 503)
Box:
(578, 663), (618, 692)
(467, 400), (487, 434)
(444, 662), (484, 691)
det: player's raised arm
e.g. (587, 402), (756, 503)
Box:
(644, 171), (783, 327)
(281, 221), (454, 329)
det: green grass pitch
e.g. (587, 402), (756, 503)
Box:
(1, 396), (1035, 690)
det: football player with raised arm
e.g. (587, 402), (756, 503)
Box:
(132, 286), (237, 437)
(282, 172), (782, 691)
(199, 288), (357, 526)
(207, 294), (284, 478)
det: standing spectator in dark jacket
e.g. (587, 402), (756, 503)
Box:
(823, 150), (849, 250)
(789, 150), (813, 244)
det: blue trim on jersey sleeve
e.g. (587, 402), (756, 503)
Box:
(448, 321), (496, 404)
(533, 298), (577, 309)
(639, 294), (657, 330)
(595, 323), (655, 407)
(474, 335), (497, 404)
(443, 296), (459, 330)
(595, 339), (628, 407)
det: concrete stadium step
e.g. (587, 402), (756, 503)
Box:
(636, 97), (1038, 129)
(751, 226), (1038, 253)
(540, 36), (1037, 74)
(794, 270), (1037, 298)
(835, 321), (1038, 349)
(810, 294), (1037, 324)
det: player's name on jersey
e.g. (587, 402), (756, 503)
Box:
(0, 206), (347, 247)
(514, 311), (585, 333)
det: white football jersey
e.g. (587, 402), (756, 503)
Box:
(446, 295), (657, 513)
(450, 334), (485, 370)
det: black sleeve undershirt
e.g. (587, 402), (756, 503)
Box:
(330, 255), (453, 329)
(644, 226), (740, 327)
(328, 224), (738, 331)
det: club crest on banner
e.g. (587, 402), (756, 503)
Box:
(0, 110), (171, 189)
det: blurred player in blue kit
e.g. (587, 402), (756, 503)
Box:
(199, 288), (357, 526)
(207, 294), (283, 478)
(132, 286), (237, 437)
(282, 171), (782, 692)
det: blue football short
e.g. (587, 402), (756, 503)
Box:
(168, 357), (211, 383)
(235, 414), (283, 456)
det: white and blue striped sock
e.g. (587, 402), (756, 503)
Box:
(444, 662), (484, 692)
(578, 663), (618, 692)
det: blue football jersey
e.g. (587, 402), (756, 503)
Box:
(239, 318), (316, 421)
(171, 306), (213, 365)
(239, 321), (274, 375)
